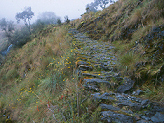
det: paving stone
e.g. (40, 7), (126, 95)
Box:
(69, 28), (164, 123)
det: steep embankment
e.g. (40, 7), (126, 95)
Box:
(0, 0), (164, 122)
(0, 25), (76, 122)
(75, 0), (164, 102)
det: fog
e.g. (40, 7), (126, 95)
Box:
(0, 0), (94, 23)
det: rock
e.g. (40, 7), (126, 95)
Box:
(116, 94), (142, 111)
(136, 120), (153, 123)
(84, 78), (110, 85)
(84, 84), (100, 92)
(82, 73), (99, 78)
(76, 61), (89, 67)
(78, 65), (93, 71)
(101, 110), (135, 123)
(117, 101), (142, 111)
(141, 115), (151, 121)
(100, 65), (111, 71)
(92, 93), (116, 102)
(100, 104), (120, 111)
(151, 104), (164, 112)
(101, 117), (111, 123)
(141, 99), (149, 107)
(143, 111), (155, 117)
(151, 112), (164, 122)
(132, 89), (143, 95)
(117, 77), (135, 93)
(84, 78), (111, 91)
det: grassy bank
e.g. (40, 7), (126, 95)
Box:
(74, 0), (164, 103)
(0, 24), (77, 122)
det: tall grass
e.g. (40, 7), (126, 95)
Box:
(0, 24), (77, 122)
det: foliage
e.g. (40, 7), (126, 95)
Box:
(11, 26), (31, 47)
(57, 18), (62, 25)
(15, 7), (34, 33)
(64, 15), (70, 24)
(0, 18), (14, 43)
(0, 25), (76, 122)
(37, 12), (60, 25)
(31, 19), (46, 34)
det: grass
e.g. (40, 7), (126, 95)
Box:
(0, 23), (104, 122)
(0, 0), (164, 122)
(0, 24), (77, 122)
(75, 0), (164, 104)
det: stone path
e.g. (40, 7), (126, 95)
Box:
(68, 28), (164, 123)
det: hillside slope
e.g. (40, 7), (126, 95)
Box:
(75, 0), (164, 101)
(0, 25), (76, 122)
(0, 0), (164, 122)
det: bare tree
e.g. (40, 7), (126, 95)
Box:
(15, 7), (34, 34)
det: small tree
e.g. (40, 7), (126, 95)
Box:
(11, 26), (31, 47)
(31, 19), (46, 34)
(15, 7), (34, 34)
(64, 16), (70, 24)
(0, 18), (14, 43)
(57, 18), (62, 25)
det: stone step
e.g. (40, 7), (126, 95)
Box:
(70, 28), (164, 123)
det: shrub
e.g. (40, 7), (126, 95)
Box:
(57, 19), (62, 25)
(31, 19), (46, 34)
(11, 26), (31, 47)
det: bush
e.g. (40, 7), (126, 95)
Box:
(31, 19), (46, 34)
(57, 18), (62, 25)
(11, 26), (31, 47)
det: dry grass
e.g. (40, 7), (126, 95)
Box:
(0, 0), (164, 122)
(0, 24), (77, 122)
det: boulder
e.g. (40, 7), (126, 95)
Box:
(117, 77), (135, 93)
(101, 110), (135, 123)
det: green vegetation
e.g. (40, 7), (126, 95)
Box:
(0, 24), (75, 122)
(0, 32), (8, 52)
(75, 0), (164, 102)
(0, 0), (164, 122)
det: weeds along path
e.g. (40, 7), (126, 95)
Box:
(67, 28), (164, 123)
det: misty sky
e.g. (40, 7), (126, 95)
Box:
(0, 0), (94, 23)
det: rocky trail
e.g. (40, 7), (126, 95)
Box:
(68, 28), (164, 123)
